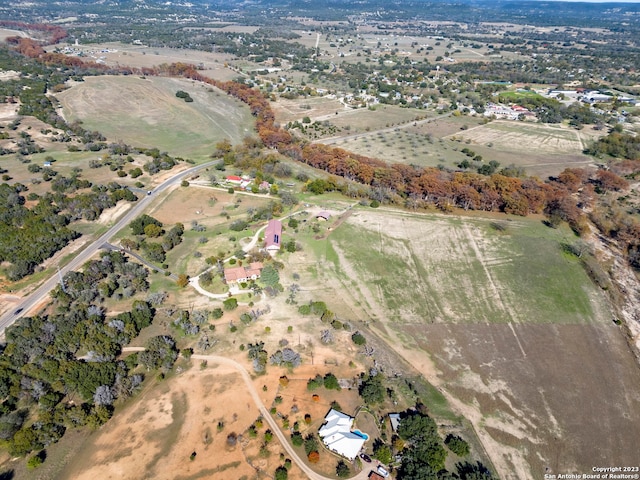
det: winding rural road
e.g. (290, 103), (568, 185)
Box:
(0, 161), (218, 339)
(125, 347), (375, 480)
(3, 167), (376, 478)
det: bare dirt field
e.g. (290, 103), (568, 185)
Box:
(56, 361), (304, 480)
(273, 96), (347, 124)
(0, 28), (28, 41)
(414, 322), (640, 479)
(56, 75), (255, 160)
(290, 207), (640, 479)
(446, 121), (584, 153)
(46, 42), (239, 82)
(444, 120), (599, 177)
(0, 102), (18, 118)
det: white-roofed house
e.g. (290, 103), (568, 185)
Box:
(318, 409), (367, 460)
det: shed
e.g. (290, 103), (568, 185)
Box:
(316, 211), (331, 221)
(389, 413), (401, 432)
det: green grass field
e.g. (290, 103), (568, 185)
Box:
(496, 90), (543, 101)
(56, 76), (256, 161)
(320, 209), (602, 326)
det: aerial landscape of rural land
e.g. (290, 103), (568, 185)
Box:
(0, 0), (639, 479)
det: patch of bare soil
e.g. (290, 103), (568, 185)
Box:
(414, 323), (640, 479)
(96, 202), (132, 225)
(0, 102), (18, 119)
(311, 209), (640, 479)
(60, 364), (259, 480)
(448, 121), (584, 155)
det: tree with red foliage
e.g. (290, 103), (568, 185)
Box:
(595, 170), (629, 192)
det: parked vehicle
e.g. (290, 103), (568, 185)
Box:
(377, 466), (389, 478)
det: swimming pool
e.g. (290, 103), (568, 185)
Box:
(352, 429), (369, 440)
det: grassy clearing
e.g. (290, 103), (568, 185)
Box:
(496, 90), (543, 101)
(324, 209), (602, 326)
(329, 104), (428, 131)
(56, 76), (255, 160)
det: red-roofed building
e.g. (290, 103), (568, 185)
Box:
(223, 262), (263, 285)
(226, 175), (242, 184)
(264, 219), (282, 252)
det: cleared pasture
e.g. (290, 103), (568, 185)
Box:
(329, 104), (427, 131)
(56, 75), (255, 161)
(445, 120), (598, 177)
(272, 95), (346, 124)
(447, 121), (584, 155)
(331, 116), (598, 178)
(329, 210), (601, 326)
(46, 42), (240, 81)
(292, 207), (640, 479)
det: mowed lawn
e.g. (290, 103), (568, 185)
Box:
(323, 209), (603, 326)
(57, 76), (255, 160)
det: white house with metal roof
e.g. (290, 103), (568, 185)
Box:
(318, 409), (366, 460)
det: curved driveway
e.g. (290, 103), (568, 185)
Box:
(188, 208), (304, 299)
(119, 347), (373, 480)
(191, 353), (374, 480)
(0, 161), (218, 338)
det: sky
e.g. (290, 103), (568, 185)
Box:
(541, 0), (639, 2)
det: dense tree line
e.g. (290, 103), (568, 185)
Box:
(125, 215), (184, 265)
(179, 69), (582, 221)
(0, 21), (67, 44)
(0, 179), (138, 280)
(396, 407), (496, 480)
(0, 184), (79, 280)
(585, 131), (640, 161)
(0, 252), (156, 458)
(8, 39), (638, 272)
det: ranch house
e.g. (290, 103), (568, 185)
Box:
(318, 409), (367, 460)
(223, 262), (263, 285)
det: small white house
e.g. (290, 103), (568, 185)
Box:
(318, 409), (366, 460)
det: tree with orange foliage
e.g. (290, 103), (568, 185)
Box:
(595, 170), (629, 192)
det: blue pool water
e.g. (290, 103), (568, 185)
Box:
(352, 429), (369, 440)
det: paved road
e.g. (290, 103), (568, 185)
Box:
(0, 161), (218, 339)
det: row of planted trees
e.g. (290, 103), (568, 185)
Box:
(6, 36), (639, 265)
